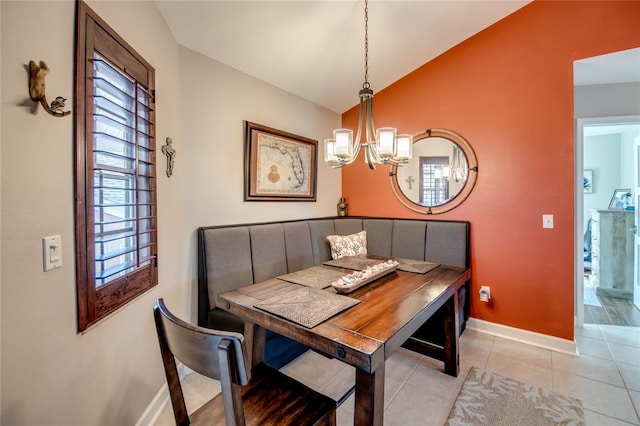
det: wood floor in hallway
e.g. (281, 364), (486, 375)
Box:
(584, 276), (640, 326)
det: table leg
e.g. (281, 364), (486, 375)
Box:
(243, 322), (266, 369)
(443, 291), (460, 377)
(354, 362), (385, 426)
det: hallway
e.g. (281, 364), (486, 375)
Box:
(584, 276), (640, 327)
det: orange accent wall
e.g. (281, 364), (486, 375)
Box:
(341, 1), (640, 340)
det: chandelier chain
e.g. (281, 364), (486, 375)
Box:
(363, 0), (370, 90)
(325, 0), (412, 169)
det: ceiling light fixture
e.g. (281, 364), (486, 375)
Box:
(324, 0), (412, 169)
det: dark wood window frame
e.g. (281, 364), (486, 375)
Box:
(75, 1), (158, 332)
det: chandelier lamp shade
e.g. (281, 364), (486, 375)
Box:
(324, 0), (413, 170)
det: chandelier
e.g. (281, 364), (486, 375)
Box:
(435, 145), (468, 182)
(324, 0), (413, 169)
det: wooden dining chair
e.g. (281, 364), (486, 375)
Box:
(153, 298), (337, 426)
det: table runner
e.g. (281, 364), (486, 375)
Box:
(325, 255), (440, 275)
(254, 287), (360, 328)
(277, 265), (346, 289)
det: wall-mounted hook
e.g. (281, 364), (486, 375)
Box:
(29, 60), (70, 117)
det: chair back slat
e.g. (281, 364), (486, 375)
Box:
(154, 299), (249, 384)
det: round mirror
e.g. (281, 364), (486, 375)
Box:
(390, 128), (478, 214)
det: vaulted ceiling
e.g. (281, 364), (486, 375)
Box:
(156, 1), (640, 114)
(156, 1), (532, 113)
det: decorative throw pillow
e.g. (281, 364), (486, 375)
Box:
(326, 231), (367, 259)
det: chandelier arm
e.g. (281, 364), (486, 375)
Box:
(354, 96), (366, 147)
(365, 145), (376, 169)
(365, 96), (375, 144)
(338, 138), (363, 166)
(351, 138), (362, 162)
(367, 96), (375, 137)
(368, 140), (389, 165)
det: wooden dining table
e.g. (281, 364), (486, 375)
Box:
(217, 261), (470, 426)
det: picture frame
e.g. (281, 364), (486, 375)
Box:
(244, 121), (317, 202)
(608, 188), (631, 209)
(583, 170), (593, 193)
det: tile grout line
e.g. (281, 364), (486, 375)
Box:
(600, 324), (640, 424)
(382, 352), (424, 410)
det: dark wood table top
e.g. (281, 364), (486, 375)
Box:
(217, 264), (470, 374)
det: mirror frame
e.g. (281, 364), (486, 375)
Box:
(389, 128), (478, 214)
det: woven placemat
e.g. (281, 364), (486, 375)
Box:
(323, 255), (379, 270)
(394, 258), (440, 274)
(254, 287), (360, 328)
(278, 266), (346, 289)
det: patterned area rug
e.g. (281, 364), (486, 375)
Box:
(446, 367), (585, 425)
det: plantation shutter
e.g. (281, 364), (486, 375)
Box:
(76, 2), (157, 331)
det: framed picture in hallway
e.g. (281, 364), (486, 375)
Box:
(608, 188), (631, 209)
(244, 121), (317, 202)
(583, 170), (593, 193)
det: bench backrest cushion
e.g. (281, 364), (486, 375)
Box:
(391, 220), (427, 261)
(425, 221), (468, 268)
(363, 219), (393, 257)
(333, 218), (363, 235)
(249, 223), (288, 284)
(283, 221), (315, 272)
(308, 220), (336, 265)
(202, 227), (254, 311)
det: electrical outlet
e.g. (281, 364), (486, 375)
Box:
(479, 285), (491, 302)
(543, 214), (554, 229)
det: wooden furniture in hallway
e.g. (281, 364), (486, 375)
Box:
(590, 209), (634, 300)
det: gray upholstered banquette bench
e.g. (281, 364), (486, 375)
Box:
(197, 216), (470, 368)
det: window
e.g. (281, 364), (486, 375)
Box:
(419, 156), (449, 205)
(75, 2), (157, 332)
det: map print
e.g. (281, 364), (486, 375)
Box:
(256, 133), (311, 195)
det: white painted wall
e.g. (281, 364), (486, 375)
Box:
(583, 133), (623, 226)
(575, 83), (640, 230)
(0, 1), (341, 424)
(178, 46), (342, 231)
(574, 82), (640, 118)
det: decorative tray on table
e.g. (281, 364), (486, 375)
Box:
(331, 259), (399, 294)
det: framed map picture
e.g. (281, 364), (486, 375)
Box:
(244, 121), (317, 201)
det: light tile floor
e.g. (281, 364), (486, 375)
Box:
(153, 324), (640, 425)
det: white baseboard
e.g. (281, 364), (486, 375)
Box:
(466, 318), (577, 355)
(135, 364), (192, 426)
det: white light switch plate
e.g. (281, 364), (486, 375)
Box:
(43, 235), (62, 271)
(542, 214), (554, 229)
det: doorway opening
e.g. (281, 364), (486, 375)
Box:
(577, 119), (640, 327)
(574, 47), (640, 328)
